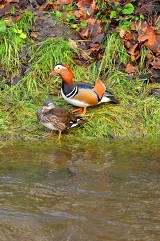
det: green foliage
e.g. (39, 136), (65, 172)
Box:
(0, 20), (7, 32)
(97, 1), (143, 30)
(80, 21), (87, 27)
(0, 11), (34, 72)
(121, 3), (134, 15)
(55, 10), (63, 19)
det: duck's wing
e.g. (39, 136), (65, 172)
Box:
(76, 81), (93, 89)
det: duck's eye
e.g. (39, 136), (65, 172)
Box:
(56, 65), (61, 70)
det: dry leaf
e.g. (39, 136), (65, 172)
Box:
(138, 26), (157, 49)
(0, 0), (19, 9)
(69, 39), (78, 49)
(125, 64), (136, 73)
(77, 0), (94, 8)
(151, 57), (160, 69)
(92, 33), (104, 44)
(30, 32), (39, 39)
(56, 0), (73, 4)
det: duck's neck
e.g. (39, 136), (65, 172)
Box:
(60, 68), (74, 84)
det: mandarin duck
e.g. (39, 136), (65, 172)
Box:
(37, 98), (87, 141)
(50, 63), (119, 115)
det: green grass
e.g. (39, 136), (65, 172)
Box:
(0, 13), (160, 141)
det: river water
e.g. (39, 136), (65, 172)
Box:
(0, 138), (160, 241)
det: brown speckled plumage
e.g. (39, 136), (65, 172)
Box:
(37, 98), (87, 141)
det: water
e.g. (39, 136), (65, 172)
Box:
(0, 139), (160, 241)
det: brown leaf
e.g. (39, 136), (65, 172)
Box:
(77, 0), (95, 8)
(15, 13), (24, 22)
(79, 49), (92, 60)
(90, 42), (100, 51)
(38, 0), (49, 11)
(74, 10), (81, 19)
(119, 29), (134, 40)
(69, 39), (78, 49)
(127, 43), (138, 55)
(56, 0), (73, 4)
(79, 27), (89, 39)
(138, 26), (159, 53)
(151, 57), (160, 69)
(130, 21), (142, 31)
(123, 40), (131, 49)
(92, 33), (104, 44)
(77, 7), (91, 20)
(127, 43), (141, 60)
(30, 32), (39, 39)
(125, 64), (136, 73)
(0, 0), (19, 9)
(75, 0), (96, 20)
(87, 18), (102, 37)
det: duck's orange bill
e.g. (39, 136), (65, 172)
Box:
(50, 70), (56, 74)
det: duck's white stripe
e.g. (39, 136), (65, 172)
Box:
(61, 89), (89, 107)
(66, 86), (78, 98)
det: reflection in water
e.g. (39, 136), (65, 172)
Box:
(0, 139), (160, 241)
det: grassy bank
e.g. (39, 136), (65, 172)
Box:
(0, 11), (160, 141)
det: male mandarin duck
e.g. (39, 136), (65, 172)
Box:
(37, 98), (87, 141)
(50, 63), (119, 115)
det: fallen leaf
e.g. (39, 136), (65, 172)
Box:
(77, 0), (95, 8)
(38, 0), (49, 11)
(125, 63), (136, 73)
(69, 39), (78, 49)
(15, 13), (24, 22)
(56, 0), (73, 4)
(79, 27), (89, 39)
(138, 26), (158, 52)
(30, 32), (39, 39)
(0, 0), (19, 9)
(151, 57), (160, 69)
(92, 33), (104, 44)
(127, 43), (138, 55)
(75, 0), (96, 20)
(127, 43), (141, 60)
(119, 29), (134, 40)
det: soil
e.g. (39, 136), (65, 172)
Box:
(33, 10), (78, 41)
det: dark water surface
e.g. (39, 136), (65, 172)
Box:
(0, 138), (160, 241)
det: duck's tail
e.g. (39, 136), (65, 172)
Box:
(100, 91), (119, 104)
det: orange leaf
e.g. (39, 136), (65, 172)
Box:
(30, 32), (39, 39)
(0, 0), (19, 9)
(127, 43), (138, 55)
(69, 39), (78, 49)
(151, 57), (160, 69)
(119, 30), (134, 40)
(138, 26), (157, 49)
(125, 64), (136, 73)
(77, 0), (94, 8)
(56, 0), (73, 4)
